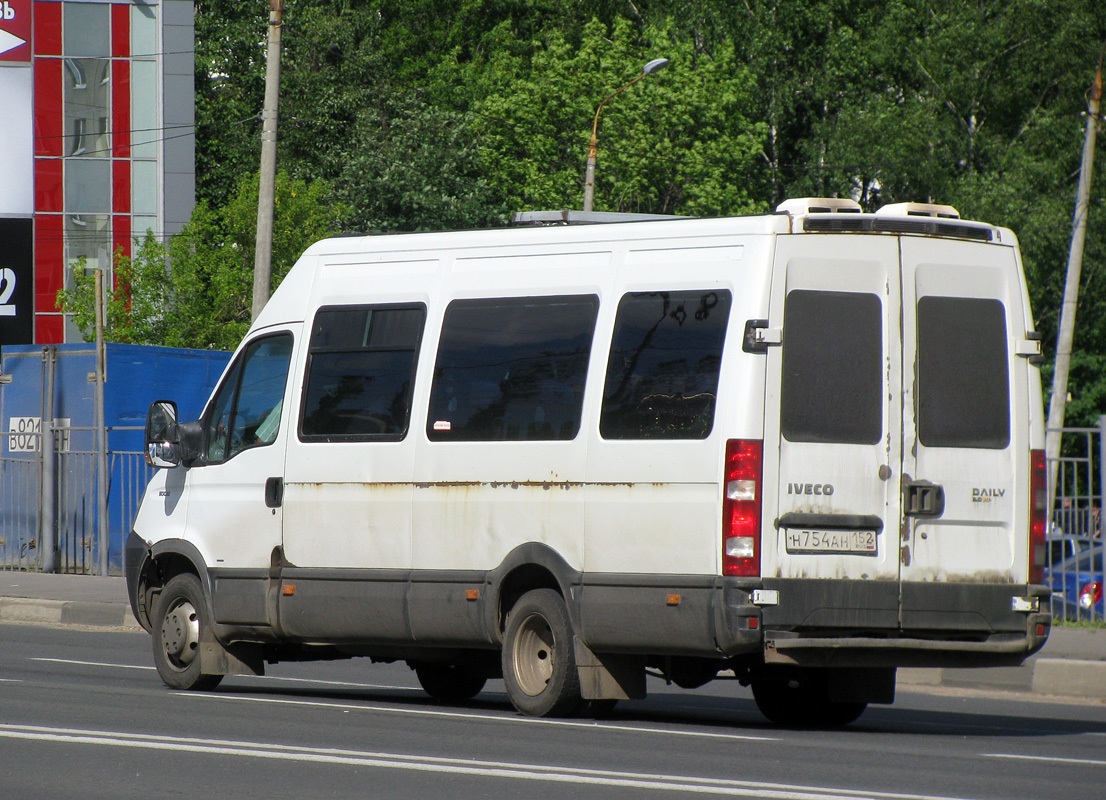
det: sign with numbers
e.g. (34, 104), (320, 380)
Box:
(0, 218), (33, 344)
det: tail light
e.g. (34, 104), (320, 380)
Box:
(1029, 449), (1047, 584)
(723, 439), (763, 577)
(1079, 581), (1102, 611)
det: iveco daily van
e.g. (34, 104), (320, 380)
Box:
(126, 198), (1050, 726)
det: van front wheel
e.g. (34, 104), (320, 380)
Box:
(502, 589), (582, 717)
(152, 573), (223, 691)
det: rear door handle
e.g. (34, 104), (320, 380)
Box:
(904, 481), (944, 517)
(265, 476), (284, 508)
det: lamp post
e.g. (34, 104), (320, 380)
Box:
(582, 58), (668, 212)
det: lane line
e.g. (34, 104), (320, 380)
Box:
(0, 723), (980, 800)
(30, 658), (421, 691)
(982, 752), (1106, 767)
(177, 691), (776, 742)
(28, 656), (770, 741)
(32, 658), (154, 671)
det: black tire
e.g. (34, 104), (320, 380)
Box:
(752, 672), (866, 728)
(152, 573), (223, 691)
(413, 663), (487, 702)
(502, 589), (583, 717)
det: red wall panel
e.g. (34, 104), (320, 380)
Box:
(35, 314), (65, 345)
(33, 57), (64, 157)
(113, 214), (132, 258)
(33, 2), (63, 57)
(34, 214), (64, 314)
(111, 3), (130, 58)
(112, 59), (131, 157)
(34, 158), (63, 212)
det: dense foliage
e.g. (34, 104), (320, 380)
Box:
(61, 0), (1106, 423)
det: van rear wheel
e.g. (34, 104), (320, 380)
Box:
(413, 662), (487, 702)
(752, 672), (866, 728)
(502, 589), (582, 717)
(152, 573), (223, 691)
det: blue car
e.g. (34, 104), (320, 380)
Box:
(1048, 544), (1104, 621)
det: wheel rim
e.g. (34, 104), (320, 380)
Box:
(160, 598), (201, 671)
(512, 611), (556, 696)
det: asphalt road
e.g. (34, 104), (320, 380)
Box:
(2, 622), (1105, 800)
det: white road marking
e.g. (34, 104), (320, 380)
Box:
(29, 657), (420, 690)
(30, 656), (770, 740)
(982, 752), (1106, 767)
(177, 691), (776, 742)
(0, 723), (978, 800)
(32, 658), (154, 671)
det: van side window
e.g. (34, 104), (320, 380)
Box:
(917, 296), (1009, 449)
(300, 304), (426, 440)
(600, 289), (731, 440)
(781, 290), (882, 445)
(204, 333), (294, 463)
(427, 295), (599, 441)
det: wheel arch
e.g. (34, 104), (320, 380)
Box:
(487, 543), (581, 641)
(134, 539), (212, 632)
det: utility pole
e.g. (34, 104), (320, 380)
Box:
(94, 269), (108, 576)
(1045, 44), (1104, 508)
(251, 0), (284, 322)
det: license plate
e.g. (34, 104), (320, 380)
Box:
(784, 529), (878, 555)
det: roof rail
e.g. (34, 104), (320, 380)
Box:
(511, 210), (688, 226)
(775, 197), (862, 215)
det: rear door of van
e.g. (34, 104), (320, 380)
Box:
(761, 231), (1031, 635)
(760, 235), (904, 631)
(898, 235), (1032, 630)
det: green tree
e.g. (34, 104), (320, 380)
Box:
(468, 18), (767, 215)
(55, 234), (173, 345)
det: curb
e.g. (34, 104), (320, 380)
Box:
(1032, 658), (1106, 699)
(0, 597), (140, 629)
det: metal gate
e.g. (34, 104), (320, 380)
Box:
(1046, 420), (1106, 622)
(0, 424), (152, 575)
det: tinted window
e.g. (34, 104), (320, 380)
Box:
(204, 334), (294, 463)
(781, 290), (882, 444)
(427, 295), (599, 441)
(301, 305), (425, 440)
(600, 289), (731, 440)
(917, 296), (1009, 448)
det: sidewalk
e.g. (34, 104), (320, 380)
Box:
(0, 571), (138, 629)
(2, 571), (1104, 700)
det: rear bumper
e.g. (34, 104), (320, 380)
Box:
(575, 575), (1049, 668)
(757, 577), (1051, 668)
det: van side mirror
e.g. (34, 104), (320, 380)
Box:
(145, 400), (182, 468)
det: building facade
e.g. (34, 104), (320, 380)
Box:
(0, 0), (194, 345)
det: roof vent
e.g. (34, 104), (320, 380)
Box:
(776, 197), (862, 215)
(876, 202), (960, 219)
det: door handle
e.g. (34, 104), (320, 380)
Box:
(904, 481), (944, 517)
(265, 476), (284, 509)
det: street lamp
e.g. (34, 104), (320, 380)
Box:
(582, 58), (668, 212)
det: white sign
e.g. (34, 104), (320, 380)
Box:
(0, 66), (32, 215)
(7, 417), (72, 453)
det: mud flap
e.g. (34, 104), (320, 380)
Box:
(574, 637), (645, 700)
(200, 639), (265, 677)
